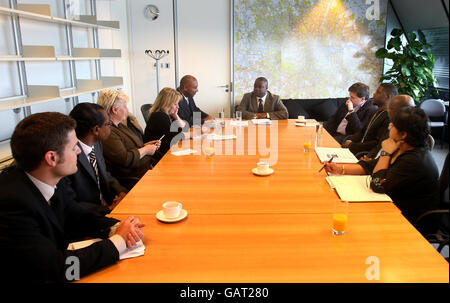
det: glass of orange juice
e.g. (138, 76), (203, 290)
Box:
(332, 200), (349, 235)
(303, 133), (312, 152)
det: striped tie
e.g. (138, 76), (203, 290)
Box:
(89, 149), (99, 181)
(258, 99), (264, 113)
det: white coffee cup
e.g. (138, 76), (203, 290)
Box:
(297, 115), (305, 122)
(257, 161), (270, 173)
(163, 201), (182, 218)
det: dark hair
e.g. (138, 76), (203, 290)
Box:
(255, 77), (268, 86)
(69, 102), (106, 139)
(10, 112), (76, 172)
(348, 82), (370, 100)
(379, 83), (398, 99)
(391, 107), (430, 148)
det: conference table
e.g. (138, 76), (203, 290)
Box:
(79, 119), (449, 283)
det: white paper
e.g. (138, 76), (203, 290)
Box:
(229, 120), (248, 126)
(171, 149), (198, 156)
(206, 134), (237, 141)
(68, 239), (146, 260)
(251, 119), (272, 125)
(315, 147), (358, 164)
(327, 175), (392, 202)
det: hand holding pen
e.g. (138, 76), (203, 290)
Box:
(318, 155), (336, 172)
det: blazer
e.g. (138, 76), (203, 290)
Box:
(347, 109), (390, 156)
(176, 88), (209, 126)
(143, 111), (185, 163)
(67, 142), (128, 209)
(237, 91), (288, 120)
(0, 166), (120, 282)
(324, 99), (378, 137)
(101, 123), (153, 190)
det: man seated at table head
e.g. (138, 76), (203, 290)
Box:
(324, 82), (378, 144)
(342, 83), (398, 157)
(237, 77), (288, 120)
(177, 75), (213, 126)
(0, 112), (145, 282)
(68, 103), (128, 213)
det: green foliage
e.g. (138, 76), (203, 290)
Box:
(375, 28), (439, 103)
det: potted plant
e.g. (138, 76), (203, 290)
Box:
(375, 28), (439, 103)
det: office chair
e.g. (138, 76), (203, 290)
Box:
(141, 104), (152, 124)
(414, 153), (449, 261)
(420, 99), (447, 147)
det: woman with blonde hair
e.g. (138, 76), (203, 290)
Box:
(97, 89), (160, 190)
(144, 87), (189, 163)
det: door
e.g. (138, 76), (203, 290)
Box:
(176, 0), (231, 118)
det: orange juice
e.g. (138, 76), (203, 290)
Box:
(303, 142), (312, 150)
(332, 213), (347, 235)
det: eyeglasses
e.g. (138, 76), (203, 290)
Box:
(103, 121), (114, 127)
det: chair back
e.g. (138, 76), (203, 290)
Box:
(141, 104), (152, 124)
(420, 99), (445, 118)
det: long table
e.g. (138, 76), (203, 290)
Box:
(79, 119), (449, 282)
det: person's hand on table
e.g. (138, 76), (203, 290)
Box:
(324, 161), (342, 174)
(115, 216), (146, 248)
(360, 155), (373, 162)
(254, 113), (267, 119)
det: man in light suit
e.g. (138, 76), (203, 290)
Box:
(177, 75), (213, 126)
(68, 103), (128, 213)
(0, 112), (145, 282)
(237, 77), (288, 120)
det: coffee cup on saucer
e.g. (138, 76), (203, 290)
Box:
(162, 201), (182, 219)
(256, 161), (270, 173)
(297, 115), (305, 122)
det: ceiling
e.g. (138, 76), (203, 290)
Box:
(390, 0), (449, 31)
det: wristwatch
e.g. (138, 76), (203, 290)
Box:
(380, 150), (392, 157)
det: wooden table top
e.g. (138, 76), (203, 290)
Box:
(79, 213), (449, 283)
(112, 120), (398, 215)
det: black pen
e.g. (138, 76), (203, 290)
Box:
(318, 155), (336, 172)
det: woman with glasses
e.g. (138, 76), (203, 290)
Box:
(97, 89), (161, 190)
(324, 106), (440, 233)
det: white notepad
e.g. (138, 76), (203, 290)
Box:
(315, 147), (358, 163)
(251, 119), (272, 125)
(206, 134), (237, 140)
(68, 239), (146, 260)
(171, 149), (198, 156)
(326, 175), (392, 202)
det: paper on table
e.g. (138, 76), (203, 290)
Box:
(68, 239), (146, 260)
(327, 175), (392, 202)
(315, 147), (358, 164)
(171, 149), (198, 156)
(206, 134), (237, 140)
(251, 119), (272, 125)
(229, 120), (248, 126)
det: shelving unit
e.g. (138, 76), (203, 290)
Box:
(0, 0), (123, 157)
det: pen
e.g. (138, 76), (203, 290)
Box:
(158, 134), (165, 141)
(318, 155), (336, 172)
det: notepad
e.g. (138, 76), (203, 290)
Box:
(326, 175), (392, 202)
(315, 147), (358, 163)
(251, 119), (272, 125)
(171, 149), (198, 156)
(206, 134), (237, 140)
(68, 239), (146, 260)
(229, 120), (248, 126)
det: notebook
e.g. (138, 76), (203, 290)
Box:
(326, 175), (392, 202)
(251, 119), (272, 125)
(68, 239), (146, 260)
(315, 147), (358, 163)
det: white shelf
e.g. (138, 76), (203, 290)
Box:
(0, 77), (123, 112)
(0, 4), (120, 30)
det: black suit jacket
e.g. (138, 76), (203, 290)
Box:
(68, 142), (127, 209)
(0, 166), (120, 282)
(176, 88), (209, 126)
(347, 109), (389, 156)
(324, 99), (378, 137)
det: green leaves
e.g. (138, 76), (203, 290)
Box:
(375, 28), (438, 103)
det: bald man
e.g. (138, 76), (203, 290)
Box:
(363, 94), (416, 160)
(177, 75), (212, 126)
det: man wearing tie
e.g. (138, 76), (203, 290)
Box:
(237, 77), (288, 120)
(68, 103), (128, 213)
(177, 75), (212, 126)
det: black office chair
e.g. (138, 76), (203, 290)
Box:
(420, 99), (447, 147)
(141, 104), (152, 124)
(414, 153), (449, 261)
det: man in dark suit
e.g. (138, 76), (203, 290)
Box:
(324, 82), (378, 144)
(237, 77), (288, 120)
(68, 103), (128, 213)
(342, 83), (398, 157)
(0, 112), (145, 282)
(177, 75), (212, 126)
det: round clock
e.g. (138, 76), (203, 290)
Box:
(144, 4), (159, 21)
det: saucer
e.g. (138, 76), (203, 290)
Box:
(295, 120), (306, 124)
(156, 209), (188, 223)
(252, 167), (274, 176)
